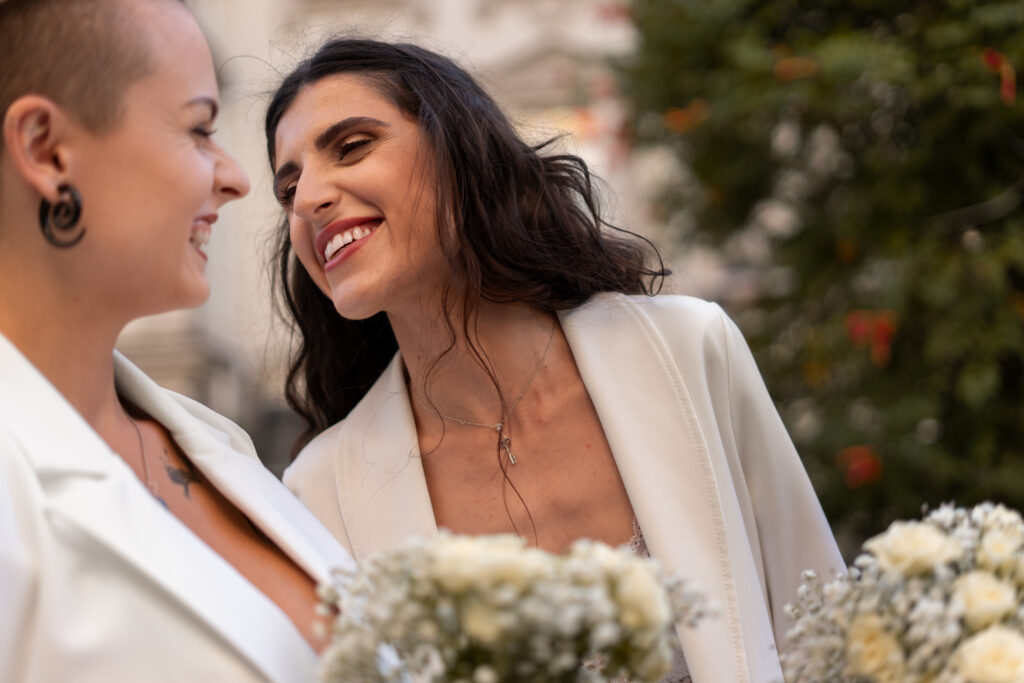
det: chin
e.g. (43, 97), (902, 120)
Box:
(173, 280), (212, 311)
(331, 299), (382, 321)
(328, 286), (385, 321)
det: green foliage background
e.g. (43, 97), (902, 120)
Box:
(622, 0), (1024, 552)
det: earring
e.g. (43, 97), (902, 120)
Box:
(38, 183), (85, 248)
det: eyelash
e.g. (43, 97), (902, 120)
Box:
(277, 185), (296, 206)
(336, 137), (372, 160)
(276, 137), (374, 207)
(193, 126), (217, 139)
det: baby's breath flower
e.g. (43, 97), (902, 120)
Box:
(317, 531), (708, 682)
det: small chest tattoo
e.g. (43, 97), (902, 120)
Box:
(163, 447), (201, 498)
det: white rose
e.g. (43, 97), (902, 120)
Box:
(616, 562), (670, 630)
(864, 521), (962, 576)
(955, 571), (1018, 631)
(978, 528), (1024, 572)
(955, 625), (1024, 683)
(844, 614), (904, 683)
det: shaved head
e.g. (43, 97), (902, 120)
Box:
(0, 0), (185, 151)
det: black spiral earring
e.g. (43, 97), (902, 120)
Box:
(38, 183), (85, 248)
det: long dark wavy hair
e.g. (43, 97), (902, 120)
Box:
(266, 39), (668, 454)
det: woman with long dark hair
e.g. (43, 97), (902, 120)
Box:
(0, 1), (352, 679)
(269, 38), (842, 682)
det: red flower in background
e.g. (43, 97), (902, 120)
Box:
(837, 445), (883, 489)
(845, 310), (897, 367)
(663, 100), (710, 134)
(773, 56), (818, 83)
(982, 48), (1017, 106)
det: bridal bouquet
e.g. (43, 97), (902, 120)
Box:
(316, 532), (708, 682)
(783, 502), (1024, 683)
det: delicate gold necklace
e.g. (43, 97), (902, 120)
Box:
(424, 321), (556, 465)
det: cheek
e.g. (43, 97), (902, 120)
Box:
(288, 218), (331, 296)
(404, 186), (444, 263)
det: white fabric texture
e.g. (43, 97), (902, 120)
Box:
(284, 293), (845, 683)
(0, 332), (355, 683)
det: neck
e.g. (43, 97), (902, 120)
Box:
(0, 249), (132, 441)
(389, 298), (556, 423)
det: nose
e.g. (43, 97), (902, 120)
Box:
(292, 168), (337, 223)
(212, 145), (251, 205)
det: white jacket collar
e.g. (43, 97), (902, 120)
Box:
(0, 332), (350, 682)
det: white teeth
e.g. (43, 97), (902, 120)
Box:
(190, 229), (210, 249)
(323, 223), (377, 262)
(324, 234), (345, 261)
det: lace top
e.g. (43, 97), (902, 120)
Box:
(626, 518), (692, 683)
(584, 520), (692, 682)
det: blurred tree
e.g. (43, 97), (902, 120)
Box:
(622, 0), (1024, 552)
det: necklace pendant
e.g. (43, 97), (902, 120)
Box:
(498, 434), (516, 465)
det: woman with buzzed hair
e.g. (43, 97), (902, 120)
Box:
(0, 1), (353, 680)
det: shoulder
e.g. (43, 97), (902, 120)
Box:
(567, 292), (737, 351)
(623, 292), (728, 327)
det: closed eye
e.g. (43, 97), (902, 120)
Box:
(336, 137), (373, 162)
(273, 136), (375, 207)
(275, 182), (296, 207)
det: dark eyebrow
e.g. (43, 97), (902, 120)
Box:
(274, 116), (388, 190)
(187, 96), (219, 120)
(314, 116), (388, 151)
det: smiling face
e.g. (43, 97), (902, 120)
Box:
(272, 73), (448, 321)
(69, 0), (250, 315)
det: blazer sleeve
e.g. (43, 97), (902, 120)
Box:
(713, 306), (844, 646)
(0, 434), (37, 683)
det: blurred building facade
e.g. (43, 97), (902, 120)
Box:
(117, 0), (665, 475)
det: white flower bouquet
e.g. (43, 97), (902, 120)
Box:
(317, 532), (708, 682)
(783, 502), (1024, 682)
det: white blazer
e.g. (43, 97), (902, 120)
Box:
(0, 332), (355, 683)
(285, 293), (844, 683)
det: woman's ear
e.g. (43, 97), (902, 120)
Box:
(2, 95), (73, 202)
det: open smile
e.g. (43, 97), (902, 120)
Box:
(316, 216), (383, 266)
(190, 215), (215, 260)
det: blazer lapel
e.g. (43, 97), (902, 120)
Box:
(114, 355), (356, 585)
(332, 354), (439, 563)
(0, 334), (316, 682)
(560, 295), (766, 683)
